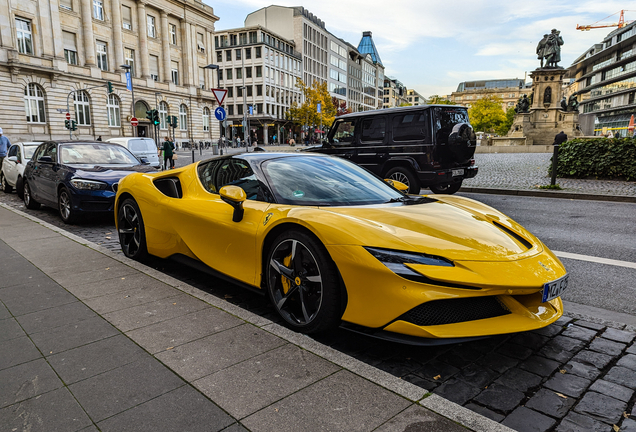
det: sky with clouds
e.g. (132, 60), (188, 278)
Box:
(204, 0), (629, 97)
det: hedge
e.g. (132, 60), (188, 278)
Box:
(553, 138), (636, 181)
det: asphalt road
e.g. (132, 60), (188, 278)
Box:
(459, 192), (636, 315)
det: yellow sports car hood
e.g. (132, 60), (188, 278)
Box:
(318, 195), (541, 262)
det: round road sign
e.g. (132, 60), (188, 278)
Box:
(131, 117), (139, 127)
(65, 112), (71, 120)
(214, 107), (226, 121)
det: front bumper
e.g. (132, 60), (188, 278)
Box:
(328, 244), (565, 340)
(68, 187), (116, 213)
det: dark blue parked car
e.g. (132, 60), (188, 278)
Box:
(23, 141), (156, 224)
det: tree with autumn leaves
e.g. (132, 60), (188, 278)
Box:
(286, 79), (337, 130)
(468, 95), (514, 136)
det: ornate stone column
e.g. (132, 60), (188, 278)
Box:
(180, 18), (192, 86)
(111, 0), (125, 71)
(81, 0), (96, 65)
(160, 11), (171, 83)
(137, 0), (150, 78)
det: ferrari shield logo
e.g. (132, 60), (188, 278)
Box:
(263, 213), (273, 226)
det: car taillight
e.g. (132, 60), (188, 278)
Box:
(470, 158), (475, 166)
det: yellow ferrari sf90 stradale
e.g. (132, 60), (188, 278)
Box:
(114, 153), (568, 344)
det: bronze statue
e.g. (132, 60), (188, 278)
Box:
(536, 34), (549, 68)
(543, 29), (564, 68)
(515, 94), (530, 113)
(568, 94), (579, 112)
(560, 96), (567, 111)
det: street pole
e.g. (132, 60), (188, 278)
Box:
(550, 144), (559, 186)
(121, 65), (136, 137)
(242, 54), (247, 149)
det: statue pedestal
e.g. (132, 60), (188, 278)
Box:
(507, 68), (581, 145)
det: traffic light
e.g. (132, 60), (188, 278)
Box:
(106, 81), (114, 93)
(65, 120), (70, 130)
(152, 110), (160, 126)
(70, 120), (78, 131)
(146, 109), (154, 121)
(169, 115), (178, 128)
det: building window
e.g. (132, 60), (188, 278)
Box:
(122, 5), (132, 30)
(147, 15), (156, 38)
(230, 34), (237, 46)
(238, 104), (243, 115)
(249, 31), (257, 43)
(159, 101), (168, 129)
(60, 0), (72, 10)
(245, 48), (251, 59)
(197, 32), (205, 53)
(63, 31), (77, 65)
(255, 47), (261, 58)
(227, 87), (233, 98)
(256, 85), (262, 96)
(171, 61), (179, 85)
(235, 49), (241, 60)
(228, 105), (234, 115)
(15, 18), (33, 55)
(216, 51), (222, 62)
(96, 41), (108, 71)
(226, 69), (233, 80)
(150, 55), (159, 81)
(203, 107), (210, 131)
(247, 86), (252, 97)
(256, 66), (262, 77)
(107, 94), (120, 127)
(24, 83), (46, 123)
(74, 91), (91, 126)
(169, 24), (177, 44)
(124, 48), (135, 77)
(236, 68), (242, 79)
(245, 67), (252, 78)
(237, 86), (243, 98)
(179, 104), (187, 130)
(226, 50), (232, 61)
(93, 0), (104, 20)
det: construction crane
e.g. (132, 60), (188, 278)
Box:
(576, 10), (634, 31)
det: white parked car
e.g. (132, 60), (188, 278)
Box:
(1, 142), (41, 198)
(106, 137), (160, 169)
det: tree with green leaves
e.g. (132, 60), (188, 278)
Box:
(427, 95), (454, 105)
(468, 96), (507, 134)
(495, 107), (516, 136)
(286, 79), (337, 129)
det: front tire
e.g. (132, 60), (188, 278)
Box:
(1, 172), (12, 193)
(23, 181), (40, 209)
(430, 180), (462, 195)
(117, 198), (148, 261)
(58, 187), (78, 224)
(385, 166), (421, 194)
(266, 229), (341, 334)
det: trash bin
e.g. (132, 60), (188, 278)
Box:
(212, 143), (219, 155)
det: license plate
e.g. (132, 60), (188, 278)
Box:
(542, 274), (569, 302)
(452, 169), (464, 177)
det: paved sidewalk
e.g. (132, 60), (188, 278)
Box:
(0, 205), (508, 432)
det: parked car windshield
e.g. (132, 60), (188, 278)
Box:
(262, 156), (403, 206)
(24, 145), (38, 160)
(60, 144), (140, 165)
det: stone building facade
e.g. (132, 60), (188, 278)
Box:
(1, 0), (220, 145)
(383, 77), (409, 108)
(449, 79), (531, 111)
(213, 26), (302, 144)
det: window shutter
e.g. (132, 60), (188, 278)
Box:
(122, 6), (132, 26)
(149, 55), (159, 76)
(62, 31), (76, 51)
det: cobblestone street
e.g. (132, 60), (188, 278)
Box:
(2, 153), (636, 432)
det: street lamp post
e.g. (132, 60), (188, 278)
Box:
(120, 64), (136, 137)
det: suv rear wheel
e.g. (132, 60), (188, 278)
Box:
(430, 180), (462, 195)
(385, 167), (420, 194)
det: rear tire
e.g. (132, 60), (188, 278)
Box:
(1, 172), (12, 193)
(23, 181), (40, 209)
(385, 167), (421, 194)
(117, 198), (148, 261)
(16, 176), (24, 199)
(430, 180), (462, 195)
(266, 229), (341, 334)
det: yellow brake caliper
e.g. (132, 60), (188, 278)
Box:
(281, 254), (293, 294)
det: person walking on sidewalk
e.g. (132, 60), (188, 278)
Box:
(0, 128), (11, 168)
(162, 136), (175, 170)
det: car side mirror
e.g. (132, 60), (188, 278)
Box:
(139, 157), (150, 165)
(220, 185), (246, 222)
(38, 156), (53, 163)
(8, 156), (18, 163)
(384, 179), (409, 192)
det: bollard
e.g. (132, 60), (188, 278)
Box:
(191, 149), (195, 164)
(550, 144), (559, 186)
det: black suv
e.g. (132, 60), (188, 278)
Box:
(306, 105), (478, 194)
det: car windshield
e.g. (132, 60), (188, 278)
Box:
(60, 144), (139, 165)
(23, 146), (38, 160)
(262, 156), (404, 206)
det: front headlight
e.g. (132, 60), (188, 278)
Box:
(70, 179), (108, 190)
(365, 247), (453, 282)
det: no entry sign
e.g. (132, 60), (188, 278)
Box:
(131, 117), (138, 127)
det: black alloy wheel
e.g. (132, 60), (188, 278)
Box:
(23, 181), (40, 209)
(117, 198), (148, 260)
(58, 187), (77, 224)
(385, 166), (421, 194)
(430, 180), (462, 195)
(266, 229), (341, 334)
(1, 172), (12, 193)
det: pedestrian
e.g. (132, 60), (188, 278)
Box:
(96, 135), (102, 141)
(237, 136), (241, 147)
(607, 130), (614, 138)
(553, 131), (567, 145)
(162, 136), (174, 169)
(0, 128), (11, 168)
